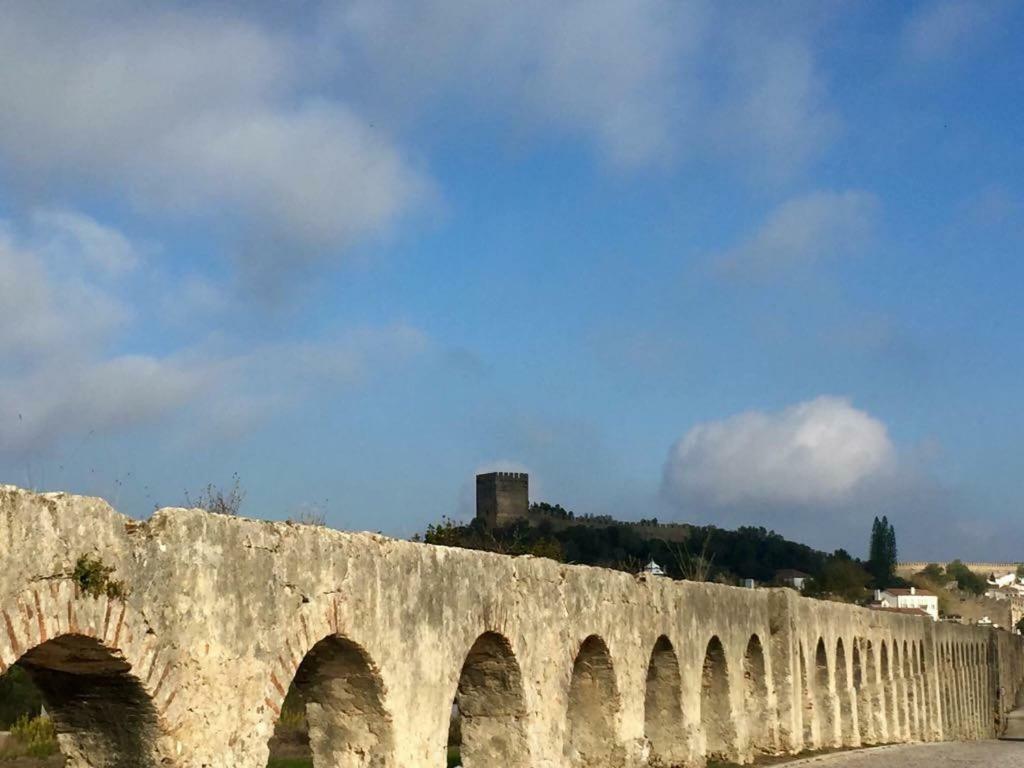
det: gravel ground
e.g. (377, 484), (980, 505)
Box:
(780, 741), (1024, 767)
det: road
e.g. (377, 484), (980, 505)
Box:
(781, 741), (1024, 767)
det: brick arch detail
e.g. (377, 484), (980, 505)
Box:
(0, 581), (179, 724)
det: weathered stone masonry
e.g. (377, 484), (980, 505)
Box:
(1, 486), (1022, 768)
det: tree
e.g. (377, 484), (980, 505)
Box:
(918, 563), (946, 583)
(0, 667), (42, 729)
(867, 516), (897, 588)
(885, 517), (898, 578)
(803, 556), (872, 603)
(946, 559), (987, 595)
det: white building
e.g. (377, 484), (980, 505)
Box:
(989, 572), (1018, 588)
(641, 559), (666, 577)
(874, 587), (939, 621)
(775, 569), (810, 591)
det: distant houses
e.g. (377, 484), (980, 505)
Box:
(871, 586), (939, 621)
(775, 569), (810, 591)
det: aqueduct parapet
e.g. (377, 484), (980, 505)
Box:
(2, 486), (1021, 767)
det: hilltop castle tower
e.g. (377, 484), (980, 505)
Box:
(475, 472), (528, 527)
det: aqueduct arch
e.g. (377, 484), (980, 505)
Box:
(835, 638), (854, 745)
(742, 634), (771, 754)
(1, 486), (1022, 768)
(643, 635), (684, 766)
(14, 634), (162, 767)
(814, 638), (836, 748)
(275, 634), (394, 768)
(450, 631), (529, 768)
(565, 635), (623, 768)
(798, 642), (814, 747)
(0, 585), (174, 768)
(700, 635), (735, 762)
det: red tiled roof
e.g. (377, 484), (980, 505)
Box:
(884, 588), (936, 597)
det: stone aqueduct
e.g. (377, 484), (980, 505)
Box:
(2, 486), (1023, 768)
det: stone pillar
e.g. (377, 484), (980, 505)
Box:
(767, 591), (800, 754)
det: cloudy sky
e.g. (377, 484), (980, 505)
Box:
(1, 1), (1022, 559)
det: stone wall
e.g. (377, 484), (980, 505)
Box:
(897, 562), (1021, 578)
(2, 485), (1022, 768)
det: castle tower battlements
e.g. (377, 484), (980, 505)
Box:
(475, 472), (529, 527)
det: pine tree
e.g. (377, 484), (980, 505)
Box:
(867, 516), (898, 588)
(884, 517), (897, 585)
(868, 516), (884, 585)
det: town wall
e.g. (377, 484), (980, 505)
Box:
(2, 486), (1022, 768)
(897, 561), (1021, 578)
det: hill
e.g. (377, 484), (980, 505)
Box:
(420, 503), (839, 587)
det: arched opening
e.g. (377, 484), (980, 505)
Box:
(644, 636), (684, 766)
(1, 634), (161, 767)
(865, 640), (882, 744)
(700, 636), (735, 761)
(565, 635), (623, 768)
(448, 632), (529, 768)
(916, 642), (929, 739)
(799, 643), (814, 748)
(941, 643), (954, 736)
(743, 635), (771, 754)
(270, 635), (393, 768)
(814, 638), (835, 747)
(903, 641), (918, 739)
(835, 639), (853, 745)
(879, 641), (892, 742)
(852, 641), (868, 745)
(892, 641), (907, 739)
(972, 644), (980, 731)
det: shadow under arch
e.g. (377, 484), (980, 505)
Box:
(915, 641), (929, 738)
(14, 633), (162, 767)
(903, 640), (918, 739)
(879, 640), (892, 742)
(273, 634), (394, 768)
(742, 634), (772, 754)
(814, 638), (835, 747)
(851, 640), (867, 745)
(700, 635), (735, 762)
(644, 635), (684, 766)
(835, 638), (853, 745)
(863, 640), (882, 745)
(565, 635), (623, 768)
(450, 631), (529, 768)
(891, 640), (907, 739)
(798, 642), (814, 747)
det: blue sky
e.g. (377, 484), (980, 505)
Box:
(1, 1), (1022, 559)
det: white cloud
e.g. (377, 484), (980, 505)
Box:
(0, 213), (431, 456)
(0, 356), (208, 455)
(903, 0), (1008, 62)
(31, 209), (142, 275)
(0, 223), (128, 361)
(309, 0), (836, 176)
(0, 1), (840, 272)
(333, 0), (693, 169)
(710, 24), (840, 180)
(662, 396), (896, 507)
(713, 190), (878, 277)
(0, 3), (426, 266)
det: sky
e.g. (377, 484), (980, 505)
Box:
(1, 0), (1022, 560)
